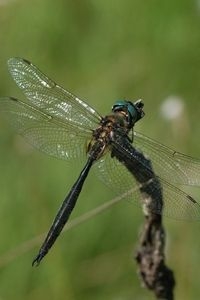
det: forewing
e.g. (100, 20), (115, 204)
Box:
(7, 57), (101, 133)
(134, 131), (200, 186)
(0, 97), (89, 160)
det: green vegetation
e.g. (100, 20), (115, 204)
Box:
(0, 0), (200, 299)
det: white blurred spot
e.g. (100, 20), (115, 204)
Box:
(197, 0), (200, 12)
(160, 96), (185, 120)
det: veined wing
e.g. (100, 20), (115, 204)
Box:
(94, 150), (200, 220)
(0, 97), (90, 160)
(7, 57), (101, 133)
(134, 131), (200, 186)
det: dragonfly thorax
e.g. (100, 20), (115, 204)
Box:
(87, 111), (136, 161)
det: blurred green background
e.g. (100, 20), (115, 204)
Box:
(0, 0), (200, 299)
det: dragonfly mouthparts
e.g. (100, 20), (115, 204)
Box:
(133, 99), (145, 121)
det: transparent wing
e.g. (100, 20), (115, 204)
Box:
(94, 151), (200, 221)
(0, 97), (90, 160)
(134, 131), (200, 186)
(7, 57), (101, 133)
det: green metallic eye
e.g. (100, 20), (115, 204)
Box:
(112, 99), (144, 127)
(126, 101), (138, 122)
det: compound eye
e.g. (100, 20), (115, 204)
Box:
(112, 100), (127, 112)
(112, 99), (144, 127)
(126, 102), (138, 124)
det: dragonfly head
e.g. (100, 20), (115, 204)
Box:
(112, 99), (145, 128)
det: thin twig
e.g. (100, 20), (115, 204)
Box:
(135, 213), (175, 300)
(0, 187), (137, 268)
(134, 154), (175, 299)
(112, 140), (175, 299)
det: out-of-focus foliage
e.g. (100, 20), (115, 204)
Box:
(0, 0), (200, 299)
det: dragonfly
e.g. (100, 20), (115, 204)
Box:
(1, 58), (200, 266)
